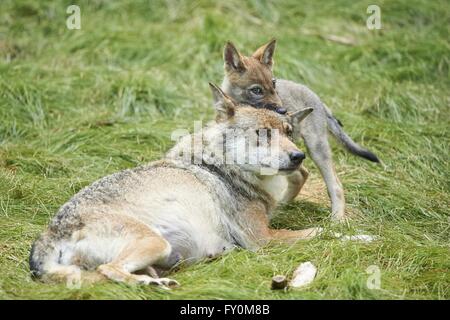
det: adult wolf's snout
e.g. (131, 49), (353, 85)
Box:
(289, 151), (305, 165)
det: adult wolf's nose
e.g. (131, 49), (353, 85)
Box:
(289, 151), (305, 164)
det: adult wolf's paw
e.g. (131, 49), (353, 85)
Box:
(148, 277), (180, 288)
(308, 227), (324, 238)
(133, 274), (180, 288)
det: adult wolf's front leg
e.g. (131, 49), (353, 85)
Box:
(269, 227), (322, 243)
(244, 205), (322, 245)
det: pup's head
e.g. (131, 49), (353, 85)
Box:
(209, 83), (312, 175)
(222, 39), (285, 114)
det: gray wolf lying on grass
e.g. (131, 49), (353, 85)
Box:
(221, 40), (380, 221)
(29, 83), (319, 287)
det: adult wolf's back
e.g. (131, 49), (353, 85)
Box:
(29, 83), (320, 287)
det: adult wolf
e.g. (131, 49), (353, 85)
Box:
(30, 83), (318, 287)
(221, 40), (380, 221)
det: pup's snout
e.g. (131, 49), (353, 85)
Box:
(289, 151), (305, 164)
(265, 103), (287, 114)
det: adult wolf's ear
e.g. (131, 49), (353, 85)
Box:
(209, 83), (236, 122)
(288, 107), (314, 123)
(224, 42), (246, 73)
(252, 39), (276, 68)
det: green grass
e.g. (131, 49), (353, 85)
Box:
(0, 0), (449, 300)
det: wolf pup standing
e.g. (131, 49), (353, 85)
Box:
(29, 83), (319, 287)
(221, 40), (380, 221)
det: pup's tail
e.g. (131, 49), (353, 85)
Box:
(29, 232), (105, 285)
(325, 107), (380, 163)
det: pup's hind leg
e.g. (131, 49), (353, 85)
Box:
(302, 133), (345, 221)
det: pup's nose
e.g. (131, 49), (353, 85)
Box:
(289, 151), (305, 164)
(276, 107), (287, 114)
(265, 103), (286, 114)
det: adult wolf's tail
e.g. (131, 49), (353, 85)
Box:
(325, 108), (380, 163)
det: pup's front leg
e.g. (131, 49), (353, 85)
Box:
(281, 166), (309, 203)
(301, 130), (346, 221)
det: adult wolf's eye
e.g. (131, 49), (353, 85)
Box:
(250, 86), (263, 95)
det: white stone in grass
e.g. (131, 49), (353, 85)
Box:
(341, 234), (378, 242)
(334, 232), (379, 242)
(290, 262), (317, 288)
(333, 233), (378, 242)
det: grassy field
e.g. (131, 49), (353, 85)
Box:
(0, 0), (449, 300)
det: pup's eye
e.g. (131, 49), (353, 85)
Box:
(250, 87), (263, 95)
(272, 78), (276, 88)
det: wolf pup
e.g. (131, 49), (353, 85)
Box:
(29, 83), (319, 287)
(221, 40), (380, 221)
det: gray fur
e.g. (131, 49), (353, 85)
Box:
(222, 77), (380, 221)
(30, 160), (265, 277)
(276, 80), (378, 162)
(29, 101), (314, 284)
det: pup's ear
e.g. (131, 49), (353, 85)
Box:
(209, 82), (236, 122)
(252, 39), (276, 68)
(224, 42), (246, 73)
(288, 107), (313, 123)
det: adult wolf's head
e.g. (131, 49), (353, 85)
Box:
(208, 83), (312, 175)
(221, 39), (285, 114)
